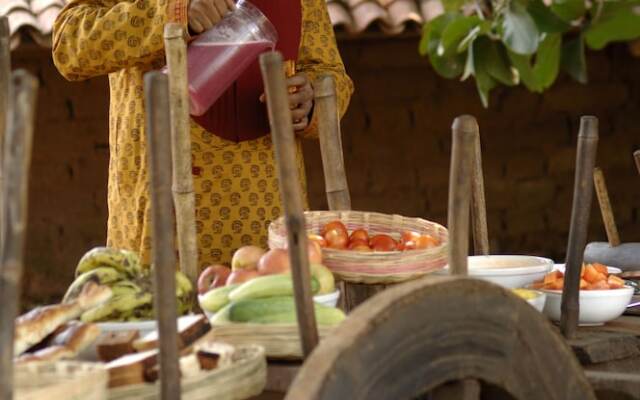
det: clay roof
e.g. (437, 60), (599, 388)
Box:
(1, 0), (443, 49)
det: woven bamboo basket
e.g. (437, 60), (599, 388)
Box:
(208, 324), (334, 360)
(269, 210), (449, 284)
(108, 344), (266, 400)
(15, 361), (108, 400)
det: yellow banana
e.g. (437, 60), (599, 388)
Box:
(75, 247), (141, 278)
(63, 267), (125, 303)
(80, 291), (152, 323)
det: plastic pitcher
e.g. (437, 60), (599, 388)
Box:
(186, 0), (278, 116)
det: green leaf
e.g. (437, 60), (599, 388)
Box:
(440, 15), (482, 56)
(550, 0), (587, 22)
(508, 51), (542, 92)
(585, 1), (640, 50)
(443, 0), (468, 12)
(457, 21), (491, 53)
(419, 14), (466, 79)
(561, 34), (587, 84)
(462, 44), (475, 81)
(473, 49), (497, 108)
(502, 1), (540, 55)
(527, 0), (571, 33)
(476, 37), (516, 86)
(533, 33), (561, 89)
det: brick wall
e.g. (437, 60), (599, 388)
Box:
(11, 38), (640, 305)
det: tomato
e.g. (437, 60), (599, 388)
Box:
(308, 234), (327, 248)
(349, 229), (369, 243)
(414, 234), (439, 249)
(369, 234), (397, 252)
(321, 221), (347, 237)
(325, 228), (348, 249)
(396, 241), (405, 251)
(401, 231), (421, 244)
(403, 240), (417, 251)
(348, 239), (370, 250)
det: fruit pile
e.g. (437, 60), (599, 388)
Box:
(307, 220), (440, 252)
(532, 263), (626, 291)
(198, 245), (344, 326)
(63, 247), (194, 322)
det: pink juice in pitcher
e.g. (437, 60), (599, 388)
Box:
(187, 40), (273, 116)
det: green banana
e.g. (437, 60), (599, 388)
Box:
(63, 267), (126, 303)
(75, 247), (141, 278)
(110, 280), (145, 297)
(80, 291), (152, 323)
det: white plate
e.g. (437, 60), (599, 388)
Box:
(96, 315), (199, 337)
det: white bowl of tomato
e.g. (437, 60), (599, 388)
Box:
(532, 263), (634, 326)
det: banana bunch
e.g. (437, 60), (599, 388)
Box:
(64, 247), (195, 322)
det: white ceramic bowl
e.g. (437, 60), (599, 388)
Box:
(541, 287), (634, 326)
(436, 255), (554, 289)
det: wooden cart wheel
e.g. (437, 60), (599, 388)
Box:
(286, 276), (596, 400)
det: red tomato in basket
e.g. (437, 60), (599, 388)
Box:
(321, 221), (347, 237)
(349, 229), (369, 243)
(415, 234), (439, 249)
(325, 229), (348, 249)
(308, 234), (327, 248)
(369, 235), (398, 252)
(348, 239), (371, 251)
(401, 231), (421, 244)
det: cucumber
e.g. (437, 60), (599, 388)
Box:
(228, 296), (346, 326)
(228, 274), (319, 302)
(199, 284), (239, 313)
(209, 303), (232, 325)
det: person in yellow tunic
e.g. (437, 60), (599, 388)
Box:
(52, 0), (353, 269)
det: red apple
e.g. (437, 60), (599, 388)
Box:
(257, 249), (291, 275)
(197, 265), (231, 295)
(227, 269), (260, 285)
(232, 245), (266, 271)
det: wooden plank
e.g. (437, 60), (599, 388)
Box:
(593, 168), (620, 247)
(0, 70), (38, 400)
(431, 379), (480, 400)
(448, 116), (474, 276)
(144, 72), (181, 400)
(0, 16), (10, 248)
(264, 361), (301, 393)
(561, 116), (599, 339)
(568, 330), (640, 364)
(260, 51), (318, 357)
(164, 24), (199, 287)
(470, 121), (489, 256)
(586, 370), (640, 400)
(314, 75), (350, 211)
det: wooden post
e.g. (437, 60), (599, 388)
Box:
(314, 75), (350, 211)
(0, 16), (11, 247)
(260, 51), (319, 357)
(448, 116), (475, 276)
(561, 116), (599, 339)
(634, 150), (640, 177)
(469, 119), (489, 255)
(0, 70), (38, 400)
(164, 24), (199, 287)
(144, 72), (181, 400)
(593, 167), (620, 247)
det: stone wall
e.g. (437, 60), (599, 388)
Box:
(11, 37), (640, 305)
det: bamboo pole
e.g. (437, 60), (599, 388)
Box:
(0, 70), (38, 400)
(448, 116), (475, 276)
(561, 116), (599, 339)
(164, 24), (199, 287)
(144, 72), (181, 400)
(0, 16), (11, 247)
(593, 167), (620, 247)
(469, 119), (489, 255)
(260, 51), (319, 357)
(314, 75), (351, 211)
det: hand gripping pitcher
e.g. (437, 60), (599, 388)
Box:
(186, 0), (278, 116)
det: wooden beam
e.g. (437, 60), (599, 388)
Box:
(470, 121), (489, 255)
(260, 51), (319, 357)
(0, 16), (11, 247)
(593, 168), (620, 247)
(561, 116), (599, 339)
(164, 24), (199, 288)
(0, 70), (38, 400)
(144, 71), (181, 400)
(448, 115), (475, 276)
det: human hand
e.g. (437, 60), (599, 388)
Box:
(260, 72), (314, 132)
(188, 0), (235, 34)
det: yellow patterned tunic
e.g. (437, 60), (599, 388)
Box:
(52, 0), (353, 268)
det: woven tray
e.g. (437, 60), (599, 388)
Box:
(269, 210), (448, 284)
(108, 344), (266, 400)
(15, 361), (107, 400)
(207, 324), (334, 360)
